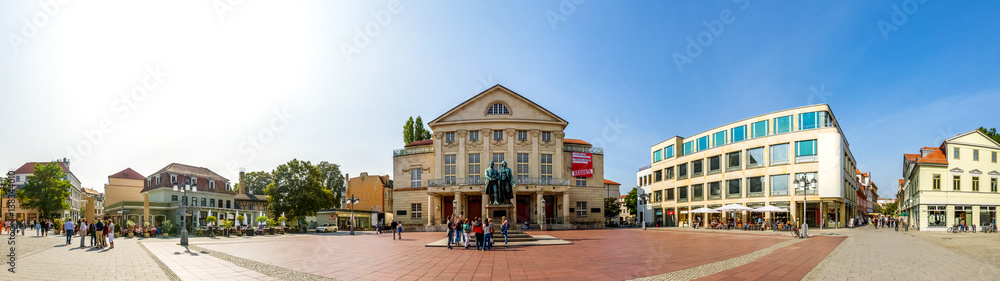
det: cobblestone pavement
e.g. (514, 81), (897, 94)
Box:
(911, 230), (1000, 270)
(9, 233), (173, 280)
(803, 226), (1000, 281)
(142, 241), (277, 281)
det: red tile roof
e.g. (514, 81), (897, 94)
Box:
(903, 154), (920, 162)
(921, 147), (939, 150)
(405, 139), (433, 147)
(14, 162), (70, 174)
(563, 139), (591, 145)
(916, 148), (948, 164)
(109, 168), (145, 180)
(620, 195), (627, 199)
(898, 179), (904, 185)
(604, 179), (621, 185)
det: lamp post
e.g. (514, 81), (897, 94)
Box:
(637, 193), (650, 230)
(346, 194), (359, 235)
(793, 175), (816, 238)
(541, 198), (546, 231)
(173, 177), (197, 246)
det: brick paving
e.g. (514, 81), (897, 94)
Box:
(11, 233), (173, 280)
(198, 229), (791, 280)
(696, 236), (845, 281)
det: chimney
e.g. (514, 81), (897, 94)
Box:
(239, 170), (245, 194)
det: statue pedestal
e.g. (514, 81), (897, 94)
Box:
(485, 204), (516, 232)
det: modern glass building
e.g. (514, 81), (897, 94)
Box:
(638, 104), (861, 228)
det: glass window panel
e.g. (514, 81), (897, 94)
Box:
(692, 160), (703, 175)
(727, 179), (741, 196)
(653, 150), (662, 162)
(664, 145), (675, 158)
(774, 116), (792, 134)
(697, 136), (709, 151)
(749, 177), (764, 196)
(708, 156), (721, 173)
(727, 151), (741, 170)
(748, 147), (764, 168)
(731, 125), (746, 142)
(771, 144), (789, 165)
(692, 184), (704, 201)
(713, 131), (726, 147)
(751, 120), (768, 138)
(770, 174), (789, 195)
(799, 112), (817, 130)
(683, 141), (694, 155)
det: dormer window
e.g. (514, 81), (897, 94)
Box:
(487, 103), (509, 115)
(170, 175), (177, 184)
(209, 180), (216, 189)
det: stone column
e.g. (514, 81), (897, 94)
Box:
(433, 132), (444, 179)
(482, 193), (489, 219)
(840, 202), (847, 228)
(536, 192), (544, 226)
(562, 193), (570, 223)
(427, 195), (435, 225)
(790, 200), (798, 226)
(457, 130), (467, 179)
(454, 192), (463, 218)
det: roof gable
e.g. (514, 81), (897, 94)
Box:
(947, 130), (1000, 148)
(109, 168), (145, 180)
(15, 162), (71, 174)
(428, 85), (568, 128)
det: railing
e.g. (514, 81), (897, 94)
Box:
(393, 146), (434, 157)
(564, 145), (604, 155)
(427, 177), (570, 187)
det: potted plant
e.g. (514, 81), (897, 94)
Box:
(205, 216), (217, 237)
(143, 221), (151, 238)
(266, 219), (277, 235)
(254, 215), (267, 236)
(221, 219), (232, 237)
(161, 220), (173, 238)
(127, 220), (136, 238)
(53, 218), (63, 235)
(235, 215), (244, 236)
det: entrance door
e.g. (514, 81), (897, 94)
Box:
(443, 196), (454, 219)
(544, 195), (555, 222)
(467, 196), (482, 219)
(516, 195), (531, 224)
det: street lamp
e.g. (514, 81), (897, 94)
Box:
(172, 177), (197, 246)
(541, 197), (547, 231)
(346, 194), (359, 235)
(793, 175), (816, 238)
(637, 193), (650, 230)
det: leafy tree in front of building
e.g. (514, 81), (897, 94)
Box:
(316, 161), (345, 209)
(624, 187), (638, 216)
(604, 197), (621, 224)
(16, 162), (71, 220)
(402, 116), (432, 145)
(241, 171), (273, 195)
(979, 127), (1000, 144)
(877, 202), (898, 216)
(265, 159), (336, 231)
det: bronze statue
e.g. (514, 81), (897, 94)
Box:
(497, 161), (514, 204)
(485, 161), (500, 204)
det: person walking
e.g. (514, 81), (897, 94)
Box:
(89, 221), (98, 247)
(473, 218), (484, 251)
(95, 219), (105, 248)
(484, 218), (494, 251)
(63, 219), (75, 245)
(34, 220), (40, 236)
(391, 220), (398, 240)
(396, 221), (403, 240)
(463, 219), (472, 249)
(79, 220), (88, 248)
(446, 216), (454, 250)
(502, 216), (509, 245)
(107, 220), (115, 249)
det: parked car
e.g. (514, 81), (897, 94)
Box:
(316, 224), (338, 233)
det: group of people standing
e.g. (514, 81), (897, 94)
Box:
(871, 216), (907, 231)
(62, 218), (115, 249)
(375, 219), (405, 240)
(1, 219), (53, 236)
(445, 215), (509, 250)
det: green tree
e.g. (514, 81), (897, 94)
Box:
(624, 187), (638, 216)
(979, 127), (1000, 144)
(16, 162), (71, 220)
(604, 197), (621, 222)
(242, 171), (273, 195)
(413, 116), (431, 141)
(878, 202), (898, 215)
(403, 116), (415, 145)
(265, 159), (336, 226)
(316, 161), (345, 209)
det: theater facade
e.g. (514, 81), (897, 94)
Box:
(392, 85), (606, 230)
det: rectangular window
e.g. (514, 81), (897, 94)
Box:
(493, 130), (503, 141)
(973, 176), (980, 191)
(576, 202), (587, 217)
(654, 191), (662, 202)
(708, 155), (721, 174)
(727, 151), (741, 171)
(653, 150), (662, 162)
(751, 120), (768, 138)
(677, 163), (688, 179)
(692, 184), (704, 201)
(171, 195), (178, 202)
(210, 199), (215, 207)
(542, 131), (551, 142)
(697, 136), (709, 151)
(666, 188), (675, 201)
(654, 170), (662, 182)
(731, 125), (746, 143)
(747, 147), (764, 168)
(770, 174), (789, 195)
(445, 132), (455, 143)
(954, 147), (960, 159)
(209, 181), (216, 189)
(492, 153), (505, 164)
(540, 154), (553, 181)
(953, 175), (961, 191)
(683, 141), (694, 156)
(770, 143), (789, 165)
(170, 175), (177, 184)
(712, 131), (726, 148)
(516, 153), (529, 183)
(665, 167), (674, 179)
(411, 203), (422, 219)
(517, 130), (528, 141)
(692, 160), (704, 176)
(182, 196), (188, 206)
(798, 112), (817, 130)
(444, 155), (456, 183)
(664, 145), (675, 159)
(708, 181), (722, 200)
(932, 174), (941, 190)
(795, 140), (818, 162)
(191, 197), (197, 207)
(469, 131), (479, 142)
(794, 172), (818, 194)
(774, 115), (792, 134)
(973, 149), (979, 161)
(410, 168), (422, 188)
(227, 200), (231, 209)
(201, 198), (207, 207)
(992, 178), (998, 192)
(727, 179), (741, 198)
(748, 176), (764, 197)
(468, 153), (481, 183)
(678, 186), (688, 202)
(576, 177), (587, 187)
(993, 151), (997, 163)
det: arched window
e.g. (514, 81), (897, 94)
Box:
(487, 103), (510, 115)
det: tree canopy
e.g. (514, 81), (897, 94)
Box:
(402, 115), (432, 145)
(604, 197), (621, 221)
(624, 187), (637, 216)
(265, 159), (336, 221)
(16, 162), (71, 220)
(241, 171), (273, 195)
(878, 202), (898, 215)
(316, 161), (345, 209)
(979, 127), (1000, 144)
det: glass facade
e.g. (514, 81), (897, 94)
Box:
(795, 140), (818, 162)
(770, 174), (789, 195)
(751, 120), (768, 138)
(748, 147), (764, 168)
(770, 144), (789, 165)
(727, 179), (741, 198)
(731, 125), (746, 143)
(683, 141), (694, 156)
(774, 115), (792, 134)
(697, 136), (709, 151)
(712, 131), (726, 148)
(664, 145), (675, 159)
(653, 150), (662, 162)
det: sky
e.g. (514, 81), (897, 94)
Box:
(1, 1), (998, 199)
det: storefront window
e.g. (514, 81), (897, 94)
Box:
(928, 205), (946, 227)
(955, 206), (972, 226)
(980, 206), (996, 227)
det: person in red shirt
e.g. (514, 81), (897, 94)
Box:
(473, 218), (484, 251)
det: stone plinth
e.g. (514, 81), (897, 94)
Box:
(485, 203), (517, 233)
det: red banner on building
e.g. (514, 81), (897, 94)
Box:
(571, 152), (593, 177)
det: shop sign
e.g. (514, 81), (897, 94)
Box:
(571, 152), (593, 177)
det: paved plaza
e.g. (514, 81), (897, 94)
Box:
(6, 226), (1000, 280)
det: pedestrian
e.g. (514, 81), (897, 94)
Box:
(80, 220), (88, 248)
(96, 219), (105, 248)
(484, 218), (493, 251)
(396, 221), (403, 240)
(463, 218), (472, 249)
(63, 219), (75, 245)
(446, 216), (454, 250)
(35, 220), (40, 236)
(473, 218), (484, 251)
(502, 216), (509, 245)
(89, 220), (98, 247)
(455, 215), (464, 244)
(391, 220), (398, 240)
(108, 220), (115, 249)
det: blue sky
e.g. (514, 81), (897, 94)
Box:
(1, 1), (998, 199)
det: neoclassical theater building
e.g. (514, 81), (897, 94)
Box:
(392, 85), (606, 230)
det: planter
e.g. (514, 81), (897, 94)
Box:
(129, 232), (134, 238)
(247, 229), (253, 236)
(162, 233), (168, 238)
(269, 228), (275, 235)
(144, 233), (149, 238)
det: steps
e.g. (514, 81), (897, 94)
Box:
(463, 232), (536, 243)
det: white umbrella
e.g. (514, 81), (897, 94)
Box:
(715, 204), (753, 212)
(690, 207), (721, 214)
(752, 205), (789, 213)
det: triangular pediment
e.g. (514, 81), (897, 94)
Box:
(429, 85), (568, 128)
(947, 130), (1000, 148)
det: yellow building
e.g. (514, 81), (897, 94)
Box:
(345, 172), (392, 224)
(391, 85), (606, 230)
(103, 168), (150, 225)
(899, 130), (1000, 230)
